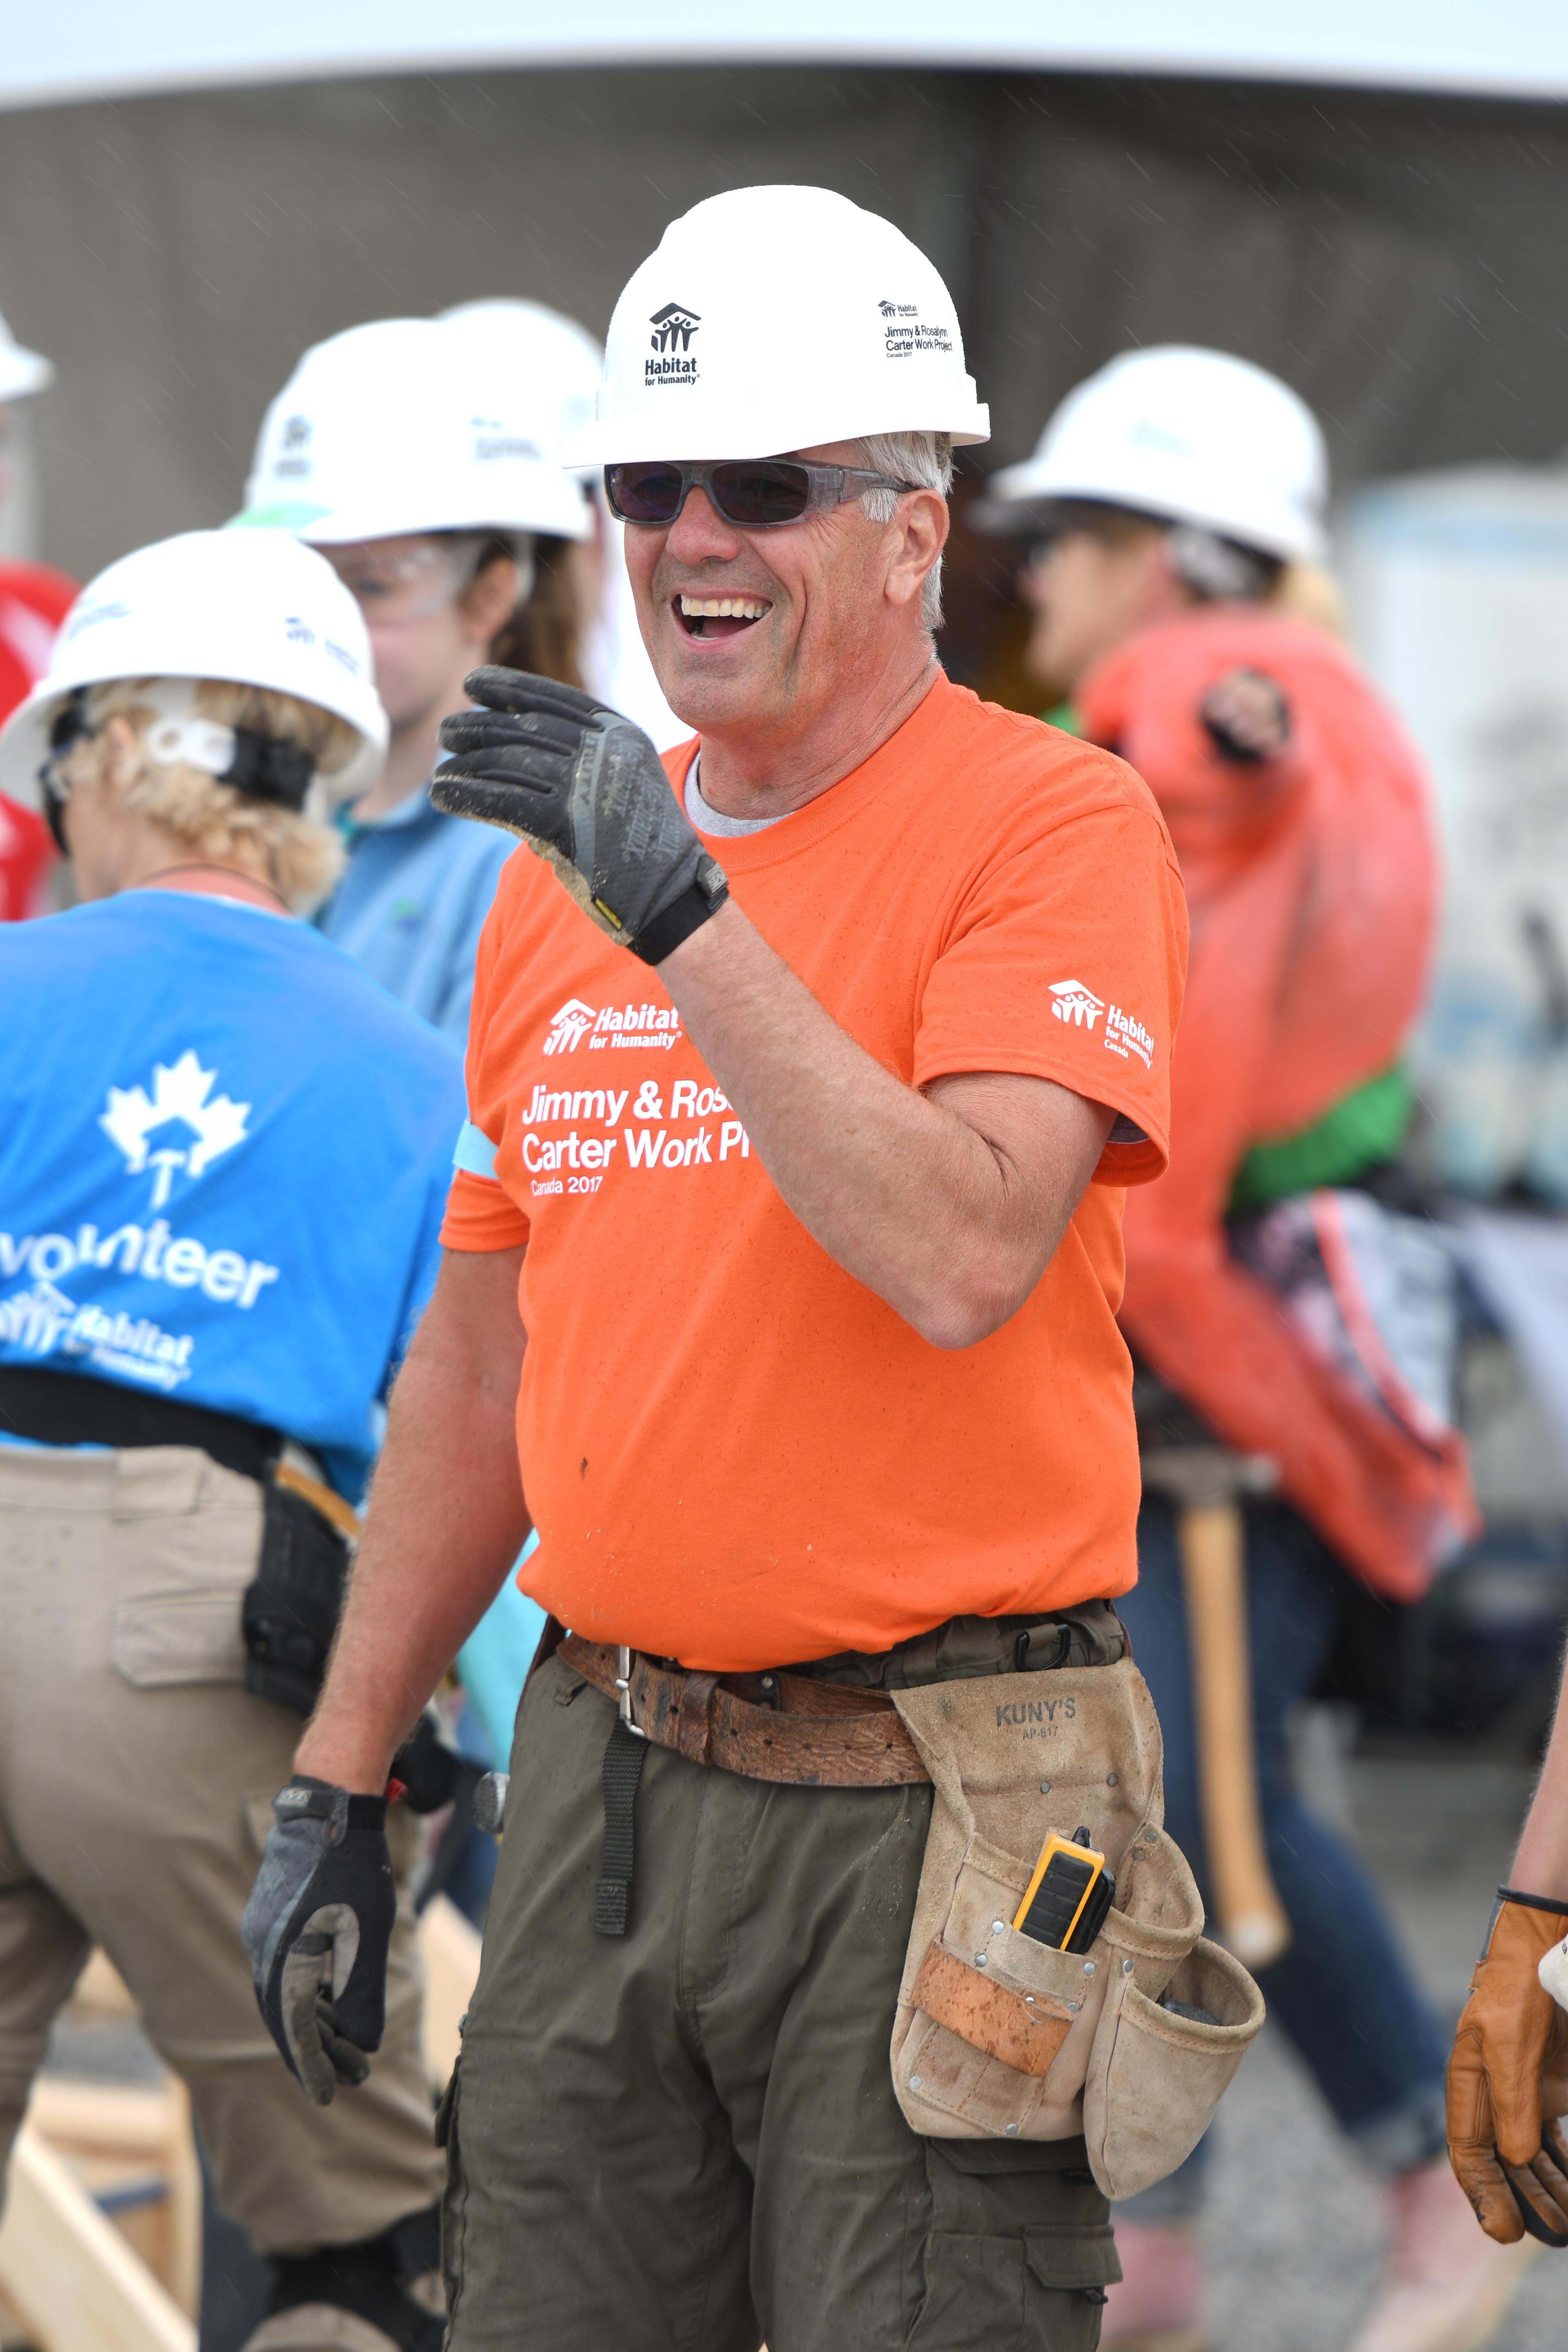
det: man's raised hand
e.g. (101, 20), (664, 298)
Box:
(434, 667), (727, 964)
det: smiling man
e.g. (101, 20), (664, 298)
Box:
(245, 186), (1189, 2351)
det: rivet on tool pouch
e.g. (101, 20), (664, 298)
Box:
(889, 1650), (1266, 2198)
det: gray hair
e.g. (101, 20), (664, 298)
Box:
(853, 431), (954, 634)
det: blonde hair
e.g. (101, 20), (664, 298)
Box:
(60, 678), (355, 912)
(1268, 560), (1348, 641)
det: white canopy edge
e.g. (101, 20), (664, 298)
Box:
(3, 2), (1568, 113)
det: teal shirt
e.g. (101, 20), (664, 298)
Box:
(316, 786), (514, 1040)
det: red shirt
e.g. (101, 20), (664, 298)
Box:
(0, 560), (77, 920)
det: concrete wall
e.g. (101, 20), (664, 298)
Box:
(0, 65), (1564, 584)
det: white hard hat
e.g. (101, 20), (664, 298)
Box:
(566, 185), (988, 467)
(441, 301), (687, 746)
(975, 346), (1327, 564)
(0, 306), (53, 402)
(440, 299), (603, 488)
(234, 316), (591, 545)
(0, 528), (388, 808)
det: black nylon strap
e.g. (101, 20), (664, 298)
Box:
(630, 877), (728, 966)
(222, 726), (316, 810)
(1499, 1886), (1568, 1918)
(0, 1363), (280, 1482)
(594, 1718), (650, 1937)
(273, 1778), (389, 1833)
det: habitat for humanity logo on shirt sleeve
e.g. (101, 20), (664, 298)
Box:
(1050, 979), (1154, 1070)
(0, 1048), (280, 1391)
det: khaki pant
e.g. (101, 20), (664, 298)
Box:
(0, 1444), (442, 2255)
(441, 1651), (1119, 2350)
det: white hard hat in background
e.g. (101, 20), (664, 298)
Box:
(566, 184), (989, 467)
(974, 346), (1327, 564)
(440, 299), (603, 487)
(234, 316), (591, 545)
(0, 308), (52, 403)
(0, 529), (388, 808)
(439, 294), (686, 749)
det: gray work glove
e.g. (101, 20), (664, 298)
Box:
(241, 1776), (396, 2106)
(433, 667), (729, 964)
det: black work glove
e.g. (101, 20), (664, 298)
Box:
(433, 667), (729, 965)
(241, 1775), (396, 2106)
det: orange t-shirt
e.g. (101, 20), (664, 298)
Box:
(442, 672), (1187, 1669)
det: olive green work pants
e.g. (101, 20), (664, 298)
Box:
(0, 1443), (443, 2254)
(441, 1652), (1120, 2350)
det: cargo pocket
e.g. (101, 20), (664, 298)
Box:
(1082, 1937), (1266, 2200)
(905, 2230), (1026, 2348)
(1024, 2223), (1122, 2352)
(910, 2138), (1115, 2351)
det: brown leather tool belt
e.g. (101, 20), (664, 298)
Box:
(555, 1604), (1127, 1940)
(559, 1634), (931, 1788)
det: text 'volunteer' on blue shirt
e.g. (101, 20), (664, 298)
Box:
(0, 887), (466, 1497)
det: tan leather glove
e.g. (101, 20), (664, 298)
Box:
(1447, 1893), (1568, 2247)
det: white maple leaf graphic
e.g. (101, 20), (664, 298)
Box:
(100, 1050), (251, 1205)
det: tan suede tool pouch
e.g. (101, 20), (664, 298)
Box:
(890, 1660), (1262, 2193)
(1083, 1936), (1265, 2197)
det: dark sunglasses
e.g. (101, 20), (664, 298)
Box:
(604, 457), (917, 530)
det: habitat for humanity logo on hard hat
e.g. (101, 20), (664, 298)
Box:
(647, 304), (700, 387)
(877, 299), (953, 361)
(101, 1051), (251, 1209)
(275, 414), (313, 478)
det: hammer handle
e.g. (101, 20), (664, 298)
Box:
(1177, 1500), (1292, 1971)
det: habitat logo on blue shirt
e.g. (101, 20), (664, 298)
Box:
(1, 1045), (287, 1392)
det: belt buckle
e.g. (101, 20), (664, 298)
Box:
(614, 1645), (647, 1739)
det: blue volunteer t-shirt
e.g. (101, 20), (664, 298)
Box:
(0, 889), (466, 1497)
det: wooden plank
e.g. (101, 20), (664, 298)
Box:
(28, 2077), (172, 2157)
(0, 2124), (195, 2352)
(14, 1906), (481, 2342)
(161, 2076), (201, 2321)
(25, 2075), (200, 2318)
(419, 1894), (483, 2090)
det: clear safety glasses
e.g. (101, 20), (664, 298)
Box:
(322, 537), (480, 625)
(604, 457), (917, 531)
